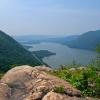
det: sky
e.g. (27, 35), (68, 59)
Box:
(0, 0), (100, 36)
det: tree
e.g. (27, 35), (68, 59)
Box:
(95, 44), (100, 70)
(96, 44), (100, 53)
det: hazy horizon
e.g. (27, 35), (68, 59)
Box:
(0, 0), (100, 36)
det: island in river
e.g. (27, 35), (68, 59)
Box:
(32, 50), (56, 59)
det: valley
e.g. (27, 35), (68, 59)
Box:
(24, 42), (97, 68)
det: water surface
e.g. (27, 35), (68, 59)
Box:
(27, 43), (97, 68)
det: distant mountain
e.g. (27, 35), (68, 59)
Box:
(53, 35), (78, 44)
(14, 30), (100, 51)
(0, 30), (41, 72)
(14, 35), (78, 44)
(66, 30), (100, 51)
(14, 35), (52, 43)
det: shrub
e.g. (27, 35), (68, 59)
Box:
(50, 66), (100, 98)
(0, 73), (4, 79)
(53, 86), (65, 93)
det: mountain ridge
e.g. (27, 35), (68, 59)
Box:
(66, 30), (100, 50)
(0, 30), (42, 72)
(14, 30), (100, 51)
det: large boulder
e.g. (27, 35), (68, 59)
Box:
(42, 92), (99, 100)
(0, 83), (11, 100)
(42, 91), (85, 100)
(0, 65), (97, 100)
(32, 65), (53, 72)
(1, 65), (34, 84)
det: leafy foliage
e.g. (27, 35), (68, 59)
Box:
(53, 86), (65, 93)
(0, 73), (4, 79)
(49, 66), (100, 98)
(96, 44), (100, 53)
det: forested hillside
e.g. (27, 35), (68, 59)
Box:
(0, 30), (41, 72)
(66, 30), (100, 50)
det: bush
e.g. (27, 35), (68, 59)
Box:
(0, 73), (4, 79)
(50, 66), (100, 98)
(53, 86), (65, 93)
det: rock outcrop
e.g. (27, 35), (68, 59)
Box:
(0, 65), (98, 100)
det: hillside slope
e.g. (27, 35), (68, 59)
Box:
(67, 30), (100, 50)
(0, 30), (41, 72)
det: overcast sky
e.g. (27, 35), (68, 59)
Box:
(0, 0), (100, 36)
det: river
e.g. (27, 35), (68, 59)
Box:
(26, 42), (97, 68)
